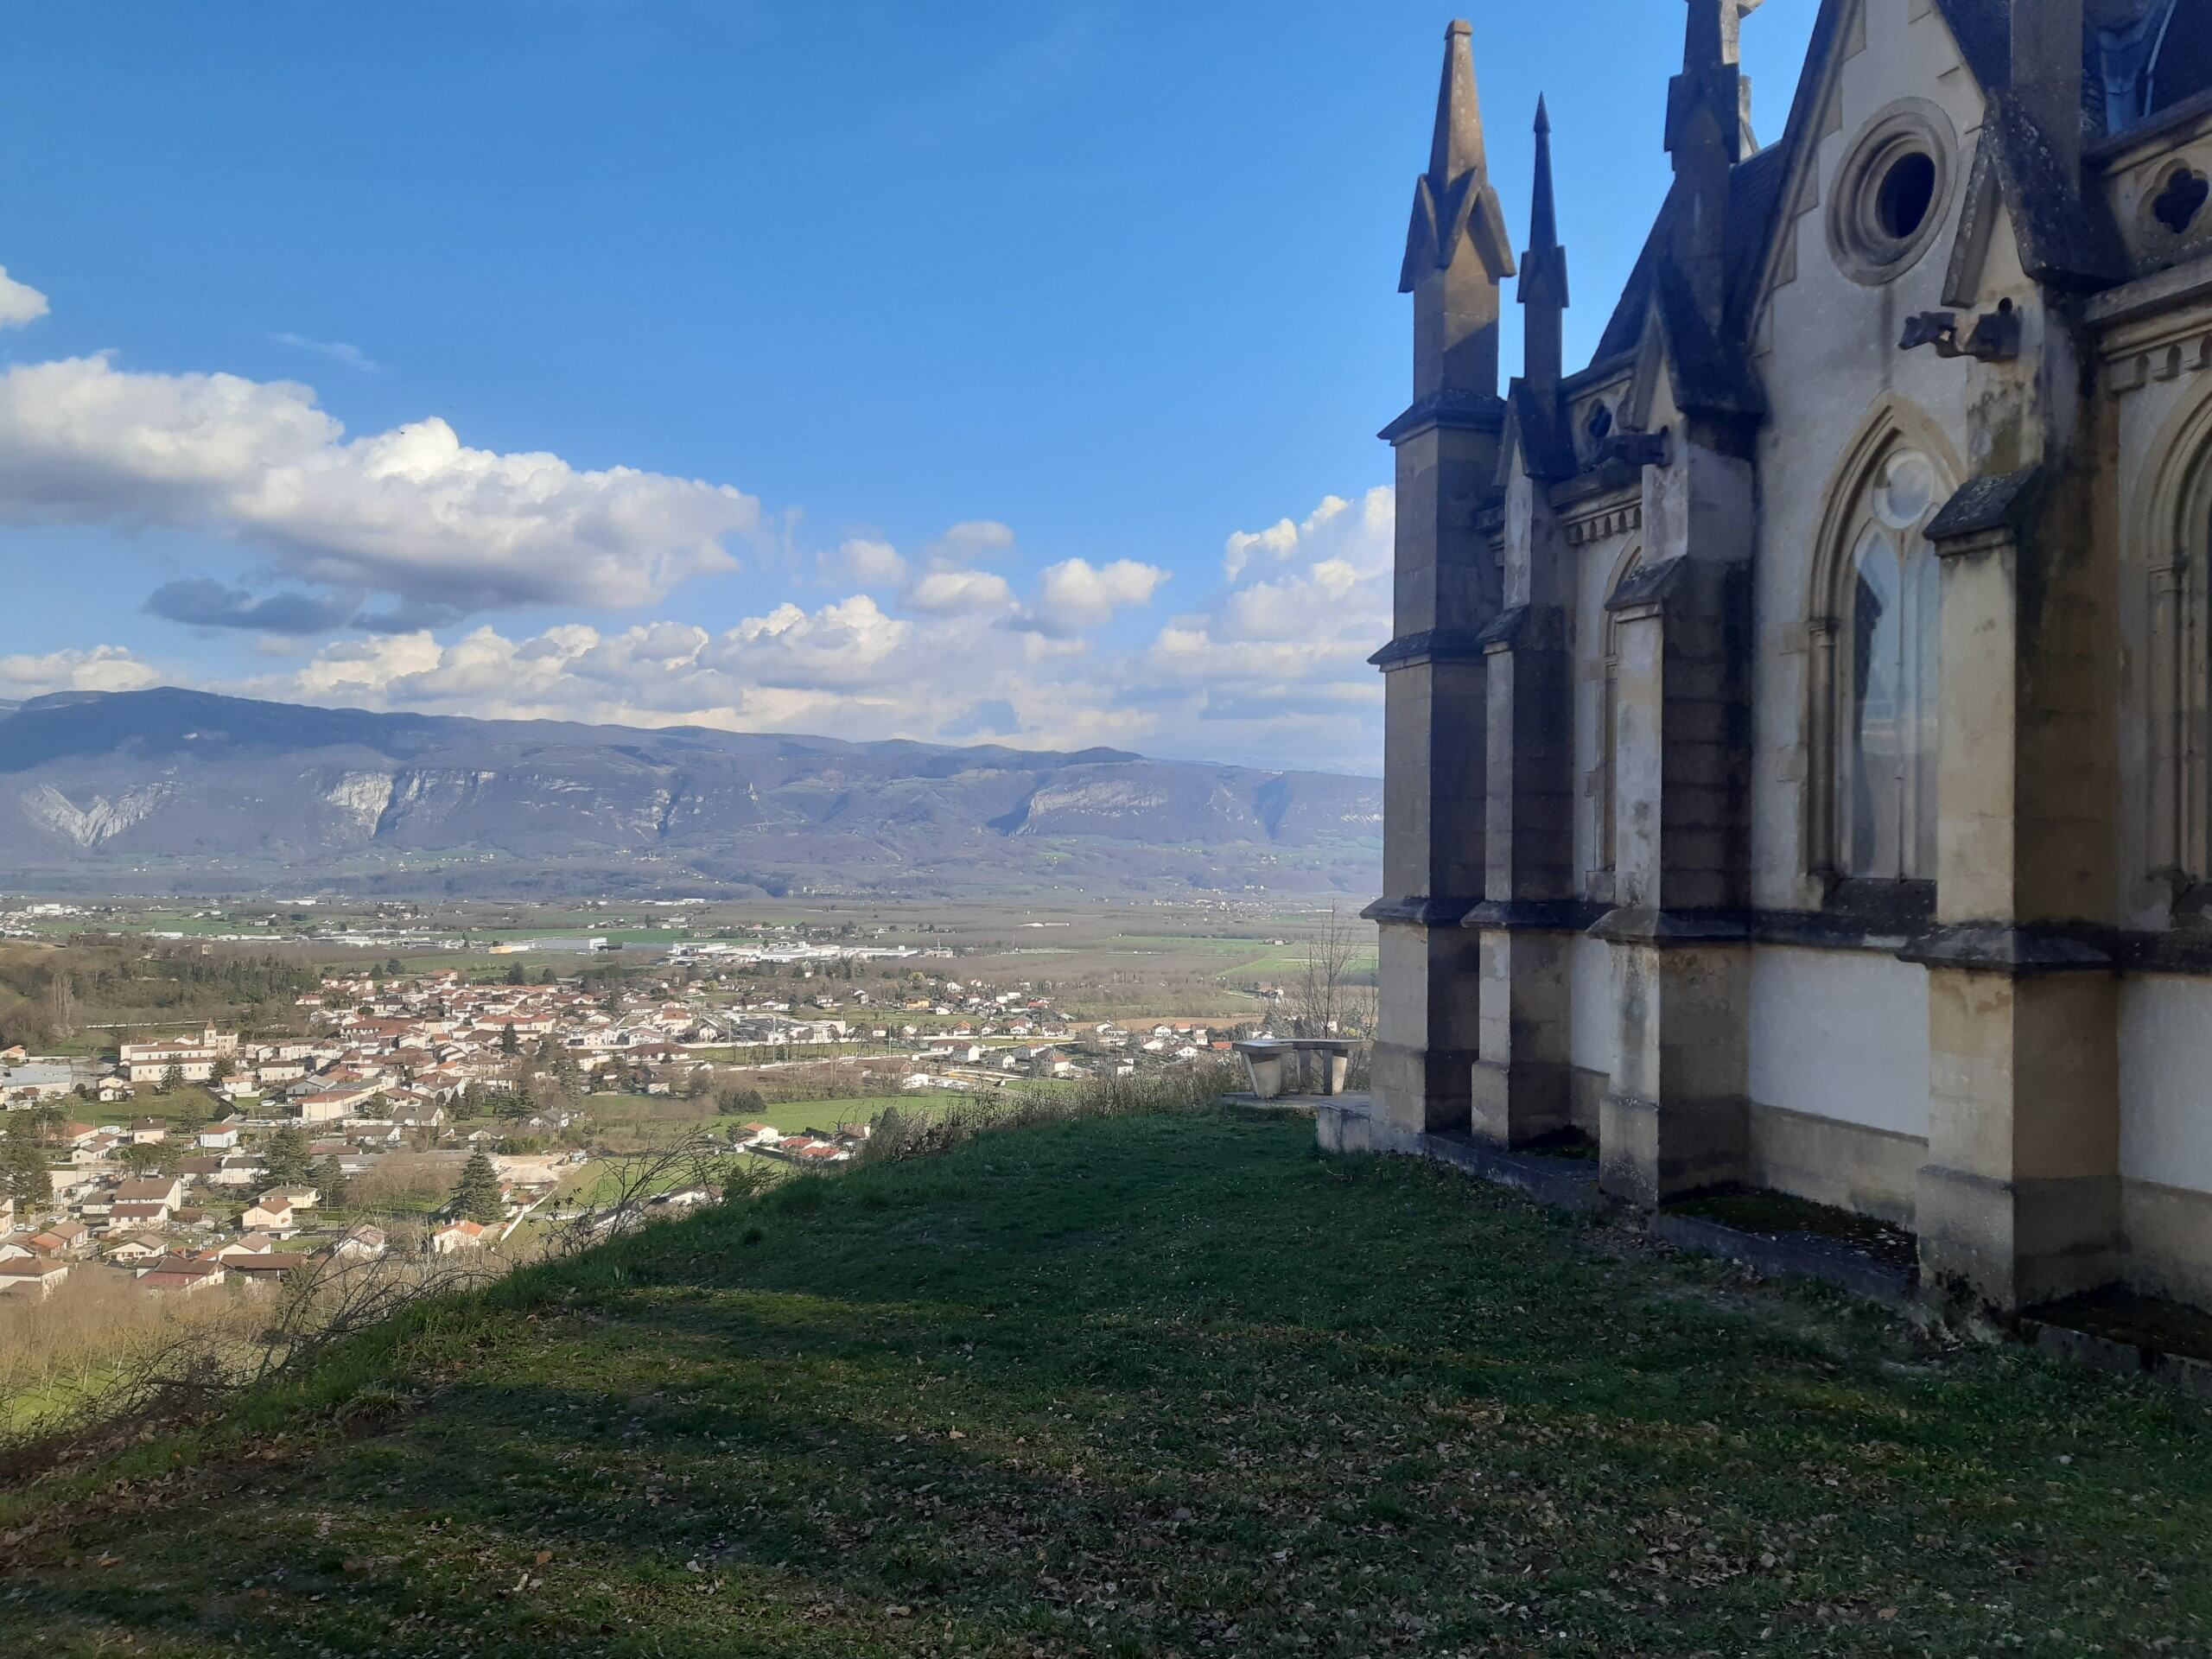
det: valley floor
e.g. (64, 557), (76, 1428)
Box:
(3, 1112), (2210, 1656)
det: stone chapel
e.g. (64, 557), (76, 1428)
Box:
(1340, 0), (2212, 1315)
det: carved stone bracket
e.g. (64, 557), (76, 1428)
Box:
(1561, 500), (1643, 548)
(1900, 303), (2021, 362)
(2107, 332), (2212, 397)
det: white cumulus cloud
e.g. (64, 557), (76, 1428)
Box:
(832, 537), (908, 588)
(906, 568), (1014, 616)
(0, 645), (161, 697)
(0, 353), (760, 616)
(0, 269), (48, 331)
(1027, 557), (1170, 636)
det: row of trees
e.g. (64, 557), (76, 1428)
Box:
(0, 942), (320, 1049)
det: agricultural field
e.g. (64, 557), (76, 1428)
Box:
(3, 894), (1376, 1041)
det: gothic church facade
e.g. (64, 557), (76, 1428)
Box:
(1347, 0), (2212, 1314)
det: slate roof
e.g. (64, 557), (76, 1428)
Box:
(1588, 143), (1789, 370)
(2147, 0), (2212, 120)
(1925, 467), (2044, 541)
(1586, 0), (2178, 377)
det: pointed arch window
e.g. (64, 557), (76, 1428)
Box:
(2147, 445), (2212, 895)
(1592, 548), (1640, 893)
(1841, 518), (1941, 877)
(1809, 443), (1945, 887)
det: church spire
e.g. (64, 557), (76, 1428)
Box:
(1668, 0), (1751, 168)
(1427, 17), (1489, 185)
(1665, 0), (1757, 330)
(1399, 19), (1516, 401)
(1519, 96), (1568, 392)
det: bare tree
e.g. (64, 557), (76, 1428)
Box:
(92, 1251), (506, 1436)
(541, 1129), (768, 1261)
(1290, 907), (1372, 1039)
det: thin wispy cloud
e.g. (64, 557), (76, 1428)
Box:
(271, 332), (384, 373)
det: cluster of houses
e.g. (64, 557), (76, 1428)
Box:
(0, 955), (1243, 1309)
(0, 1104), (577, 1303)
(0, 1174), (391, 1302)
(734, 1121), (869, 1166)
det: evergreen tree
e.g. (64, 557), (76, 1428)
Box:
(499, 1022), (519, 1056)
(451, 1150), (505, 1225)
(118, 1141), (164, 1176)
(716, 1084), (766, 1118)
(262, 1125), (314, 1186)
(159, 1063), (184, 1093)
(3, 1135), (48, 1217)
(175, 1095), (208, 1139)
(314, 1152), (350, 1210)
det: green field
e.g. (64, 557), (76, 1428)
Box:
(69, 1087), (251, 1126)
(4, 1110), (2209, 1656)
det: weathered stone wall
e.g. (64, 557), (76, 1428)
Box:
(1746, 946), (1931, 1140)
(1748, 0), (1995, 913)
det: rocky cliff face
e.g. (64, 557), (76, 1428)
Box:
(0, 689), (1382, 899)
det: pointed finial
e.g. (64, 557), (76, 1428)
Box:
(1529, 96), (1559, 251)
(1519, 93), (1568, 388)
(1683, 0), (1750, 69)
(1427, 17), (1489, 186)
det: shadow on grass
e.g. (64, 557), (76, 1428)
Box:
(4, 1112), (2212, 1658)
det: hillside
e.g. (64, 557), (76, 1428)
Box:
(0, 690), (1382, 899)
(3, 1111), (2209, 1656)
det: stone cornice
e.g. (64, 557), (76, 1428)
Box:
(1363, 896), (1485, 928)
(1368, 629), (1491, 671)
(1377, 390), (1509, 447)
(1396, 895), (2212, 975)
(1561, 499), (1643, 548)
(1899, 923), (2117, 977)
(1461, 898), (1611, 933)
(1590, 906), (1752, 946)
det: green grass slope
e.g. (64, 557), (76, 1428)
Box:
(4, 1112), (2210, 1656)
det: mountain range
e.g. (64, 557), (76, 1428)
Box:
(0, 689), (1382, 899)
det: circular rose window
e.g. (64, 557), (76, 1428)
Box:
(1872, 449), (1936, 531)
(1827, 103), (1955, 286)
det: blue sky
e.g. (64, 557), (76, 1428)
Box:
(0, 1), (1816, 773)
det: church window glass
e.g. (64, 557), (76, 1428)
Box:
(1840, 451), (1940, 880)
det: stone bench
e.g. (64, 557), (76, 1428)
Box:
(1233, 1039), (1353, 1100)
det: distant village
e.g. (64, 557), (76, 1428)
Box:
(0, 955), (1238, 1305)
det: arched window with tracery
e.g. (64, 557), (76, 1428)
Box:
(1592, 547), (1639, 892)
(1808, 437), (1948, 888)
(2145, 421), (2212, 895)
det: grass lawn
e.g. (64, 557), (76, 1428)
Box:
(73, 1088), (245, 1125)
(3, 1112), (2210, 1656)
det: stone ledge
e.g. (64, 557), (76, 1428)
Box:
(2018, 1319), (2212, 1400)
(1319, 1099), (1916, 1302)
(2017, 1288), (2212, 1403)
(1314, 1096), (1604, 1212)
(1649, 1213), (1917, 1306)
(1313, 1103), (2212, 1395)
(1224, 1093), (1324, 1122)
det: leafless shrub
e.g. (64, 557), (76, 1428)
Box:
(0, 1250), (503, 1466)
(862, 1063), (1236, 1166)
(348, 1152), (460, 1211)
(115, 1253), (504, 1421)
(540, 1130), (772, 1261)
(1290, 906), (1375, 1040)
